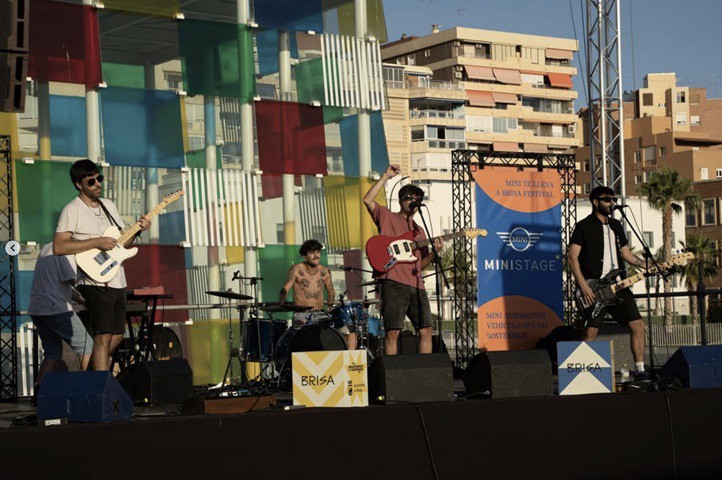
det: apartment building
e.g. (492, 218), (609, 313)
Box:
(380, 26), (581, 181)
(576, 73), (722, 195)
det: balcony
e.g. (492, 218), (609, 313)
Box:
(410, 109), (464, 120)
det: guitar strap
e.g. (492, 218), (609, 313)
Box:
(97, 200), (123, 230)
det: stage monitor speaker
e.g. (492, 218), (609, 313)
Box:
(369, 354), (453, 404)
(0, 50), (27, 112)
(117, 358), (193, 406)
(37, 371), (133, 423)
(660, 345), (722, 389)
(0, 0), (29, 52)
(463, 349), (553, 398)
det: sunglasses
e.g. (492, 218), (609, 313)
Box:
(597, 196), (617, 203)
(402, 195), (422, 202)
(83, 174), (104, 187)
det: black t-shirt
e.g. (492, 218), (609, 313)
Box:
(570, 213), (628, 280)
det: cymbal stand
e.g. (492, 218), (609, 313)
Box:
(233, 274), (266, 390)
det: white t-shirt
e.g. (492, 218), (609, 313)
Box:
(28, 244), (77, 316)
(601, 223), (619, 276)
(56, 196), (128, 289)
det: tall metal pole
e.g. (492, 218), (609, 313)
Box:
(355, 0), (372, 280)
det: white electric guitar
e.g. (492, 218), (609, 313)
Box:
(76, 190), (185, 283)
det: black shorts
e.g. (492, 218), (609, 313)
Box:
(77, 285), (126, 335)
(586, 288), (642, 328)
(380, 280), (432, 331)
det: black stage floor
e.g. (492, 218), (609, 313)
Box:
(1, 384), (720, 480)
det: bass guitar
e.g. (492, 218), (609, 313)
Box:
(365, 228), (487, 273)
(576, 252), (694, 323)
(76, 190), (185, 283)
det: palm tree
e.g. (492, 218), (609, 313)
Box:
(680, 234), (719, 324)
(640, 167), (701, 326)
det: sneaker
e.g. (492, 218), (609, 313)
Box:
(633, 370), (650, 381)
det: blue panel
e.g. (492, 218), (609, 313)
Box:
(158, 210), (186, 246)
(50, 95), (88, 157)
(339, 111), (390, 176)
(254, 0), (323, 32)
(15, 269), (34, 314)
(101, 87), (184, 168)
(257, 28), (299, 77)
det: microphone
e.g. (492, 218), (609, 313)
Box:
(611, 204), (629, 211)
(409, 201), (425, 209)
(231, 270), (240, 281)
(336, 264), (353, 271)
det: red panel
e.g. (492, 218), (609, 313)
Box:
(28, 0), (102, 86)
(260, 173), (303, 199)
(123, 245), (189, 324)
(256, 100), (327, 175)
(343, 249), (364, 301)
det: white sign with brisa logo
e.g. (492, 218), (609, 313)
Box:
(291, 350), (368, 407)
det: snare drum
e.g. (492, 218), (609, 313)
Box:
(330, 302), (366, 329)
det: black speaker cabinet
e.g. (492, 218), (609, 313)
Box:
(660, 345), (722, 389)
(37, 371), (133, 423)
(463, 349), (553, 398)
(117, 358), (193, 406)
(369, 354), (453, 404)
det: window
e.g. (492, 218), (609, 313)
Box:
(701, 167), (709, 180)
(659, 146), (666, 157)
(717, 168), (722, 179)
(583, 161), (590, 172)
(642, 93), (653, 106)
(424, 49), (431, 58)
(643, 231), (654, 249)
(675, 113), (687, 125)
(188, 136), (203, 151)
(634, 151), (641, 163)
(475, 43), (491, 58)
(164, 72), (183, 91)
(407, 54), (416, 66)
(691, 115), (701, 126)
(411, 127), (424, 141)
(686, 208), (697, 227)
(644, 171), (652, 182)
(276, 224), (285, 243)
(634, 175), (642, 185)
(676, 91), (686, 103)
(643, 146), (656, 162)
(703, 199), (716, 225)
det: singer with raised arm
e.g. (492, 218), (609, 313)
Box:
(568, 185), (649, 380)
(363, 165), (444, 355)
(278, 240), (357, 349)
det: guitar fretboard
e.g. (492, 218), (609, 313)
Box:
(116, 195), (179, 245)
(413, 229), (485, 249)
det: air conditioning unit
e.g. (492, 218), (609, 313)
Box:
(453, 41), (461, 47)
(454, 71), (463, 79)
(455, 65), (464, 71)
(568, 124), (577, 133)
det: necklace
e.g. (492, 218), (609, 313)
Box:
(85, 202), (102, 216)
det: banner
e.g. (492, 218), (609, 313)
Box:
(475, 167), (563, 351)
(557, 341), (615, 395)
(292, 350), (368, 407)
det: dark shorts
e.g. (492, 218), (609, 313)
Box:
(380, 280), (432, 331)
(77, 285), (126, 335)
(586, 288), (642, 328)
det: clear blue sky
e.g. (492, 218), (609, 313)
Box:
(383, 0), (722, 108)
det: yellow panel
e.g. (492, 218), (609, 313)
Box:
(185, 318), (231, 385)
(324, 176), (387, 250)
(180, 96), (189, 153)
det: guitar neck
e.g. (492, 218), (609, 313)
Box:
(414, 231), (465, 249)
(610, 263), (667, 293)
(116, 200), (170, 245)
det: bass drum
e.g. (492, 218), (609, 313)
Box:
(274, 323), (347, 389)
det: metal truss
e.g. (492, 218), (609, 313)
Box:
(586, 0), (626, 197)
(451, 150), (577, 369)
(0, 135), (17, 401)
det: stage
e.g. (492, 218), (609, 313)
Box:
(1, 386), (720, 479)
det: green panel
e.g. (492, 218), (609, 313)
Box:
(259, 244), (329, 321)
(295, 57), (324, 104)
(102, 62), (146, 89)
(185, 147), (222, 168)
(323, 106), (344, 124)
(16, 160), (79, 244)
(102, 0), (179, 16)
(337, 0), (388, 43)
(179, 21), (256, 101)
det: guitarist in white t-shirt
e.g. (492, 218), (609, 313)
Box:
(568, 185), (649, 380)
(53, 159), (151, 371)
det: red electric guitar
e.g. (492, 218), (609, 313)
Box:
(365, 228), (487, 273)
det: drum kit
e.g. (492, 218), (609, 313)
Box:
(206, 281), (384, 391)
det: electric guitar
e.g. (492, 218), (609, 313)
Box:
(76, 190), (185, 283)
(365, 228), (487, 273)
(576, 252), (694, 323)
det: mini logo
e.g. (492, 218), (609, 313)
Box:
(497, 227), (543, 252)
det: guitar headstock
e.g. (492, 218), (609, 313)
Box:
(466, 228), (488, 238)
(163, 189), (185, 204)
(669, 251), (695, 266)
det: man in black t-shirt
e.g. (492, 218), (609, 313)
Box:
(568, 186), (649, 379)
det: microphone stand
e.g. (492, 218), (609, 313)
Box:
(614, 207), (668, 374)
(416, 206), (450, 354)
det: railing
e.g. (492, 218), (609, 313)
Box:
(409, 110), (464, 119)
(385, 79), (464, 91)
(649, 324), (722, 347)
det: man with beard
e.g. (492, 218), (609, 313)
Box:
(568, 185), (649, 380)
(53, 159), (151, 371)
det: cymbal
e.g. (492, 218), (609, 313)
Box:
(206, 290), (253, 301)
(358, 279), (381, 287)
(258, 302), (313, 313)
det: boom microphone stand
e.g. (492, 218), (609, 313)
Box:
(613, 206), (668, 374)
(415, 203), (450, 353)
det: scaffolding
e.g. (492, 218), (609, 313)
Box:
(0, 135), (17, 401)
(451, 150), (576, 369)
